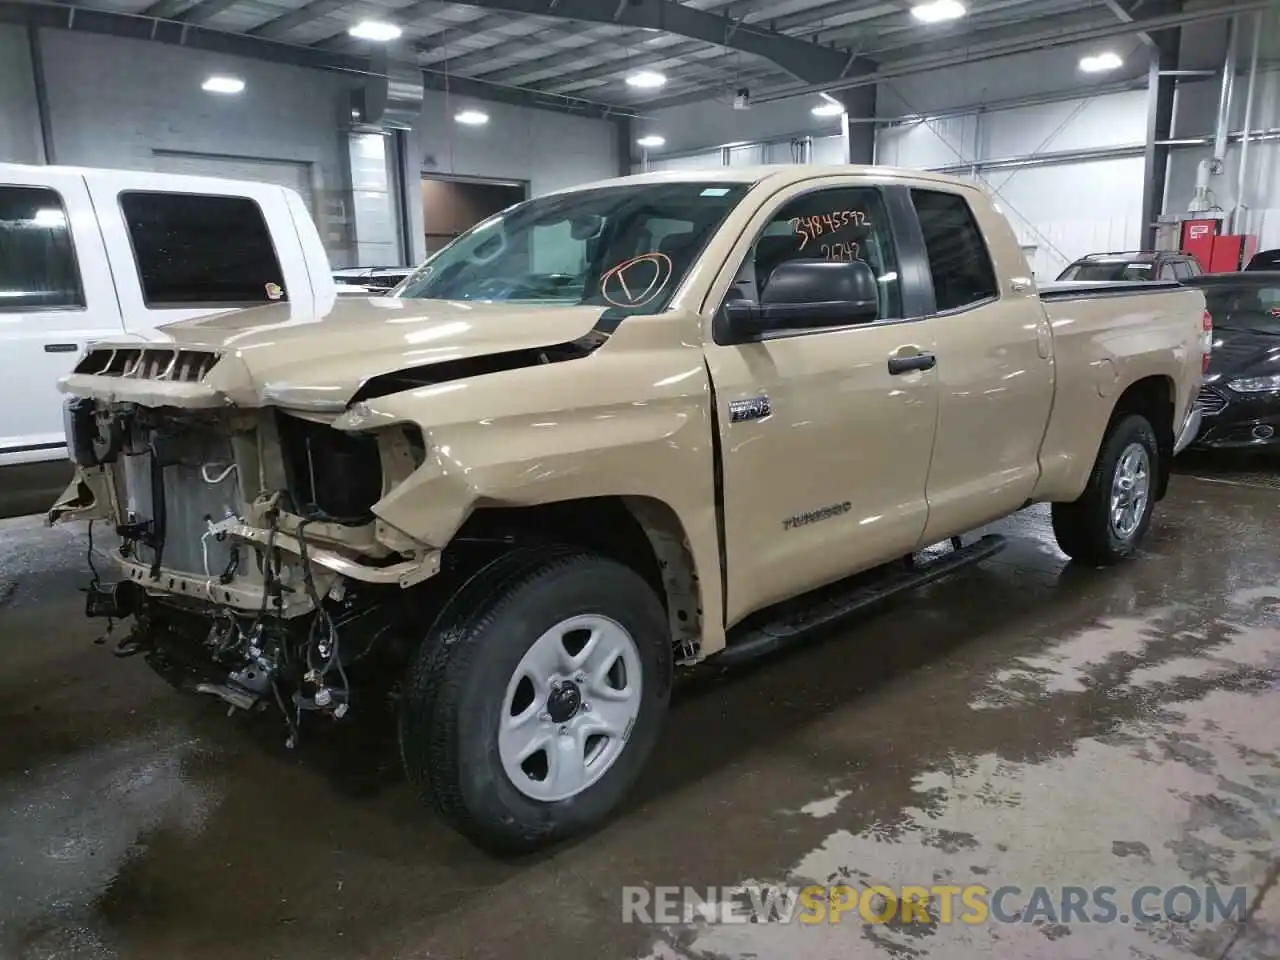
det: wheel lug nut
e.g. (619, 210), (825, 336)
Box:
(581, 702), (591, 713)
(539, 711), (551, 722)
(558, 724), (568, 735)
(574, 672), (586, 684)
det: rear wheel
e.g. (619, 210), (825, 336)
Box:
(1052, 413), (1158, 565)
(399, 550), (672, 854)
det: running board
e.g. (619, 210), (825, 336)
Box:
(716, 534), (1007, 668)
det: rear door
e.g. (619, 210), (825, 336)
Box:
(702, 179), (940, 627)
(0, 169), (122, 466)
(85, 171), (307, 335)
(910, 187), (1055, 543)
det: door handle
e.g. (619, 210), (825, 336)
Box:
(44, 343), (78, 353)
(888, 352), (937, 375)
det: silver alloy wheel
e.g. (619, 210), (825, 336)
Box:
(1109, 441), (1151, 541)
(498, 614), (643, 802)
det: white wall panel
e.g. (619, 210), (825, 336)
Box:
(637, 96), (844, 157)
(876, 116), (977, 169)
(0, 25), (42, 164)
(646, 151), (723, 172)
(984, 157), (1146, 279)
(36, 28), (357, 262)
(980, 91), (1147, 157)
(416, 89), (618, 198)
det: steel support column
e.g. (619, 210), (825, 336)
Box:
(1141, 28), (1180, 249)
(836, 87), (876, 164)
(615, 116), (634, 177)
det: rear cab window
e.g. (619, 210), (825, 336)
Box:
(910, 189), (998, 312)
(0, 185), (84, 310)
(119, 192), (287, 307)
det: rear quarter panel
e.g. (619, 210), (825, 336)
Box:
(1031, 285), (1206, 503)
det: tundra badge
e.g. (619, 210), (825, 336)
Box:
(729, 395), (772, 423)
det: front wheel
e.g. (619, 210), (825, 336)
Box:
(399, 550), (672, 854)
(1052, 413), (1159, 565)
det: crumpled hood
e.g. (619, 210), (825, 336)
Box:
(62, 297), (611, 410)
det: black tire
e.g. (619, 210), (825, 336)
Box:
(399, 549), (672, 855)
(1051, 413), (1159, 566)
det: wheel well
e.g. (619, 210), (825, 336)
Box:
(1112, 375), (1175, 499)
(447, 496), (703, 663)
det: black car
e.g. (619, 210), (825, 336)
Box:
(1057, 250), (1204, 282)
(1247, 248), (1280, 271)
(1184, 272), (1280, 449)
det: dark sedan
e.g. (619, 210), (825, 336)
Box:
(1184, 273), (1280, 449)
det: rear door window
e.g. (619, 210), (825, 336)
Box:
(119, 192), (286, 307)
(910, 189), (998, 312)
(0, 186), (84, 310)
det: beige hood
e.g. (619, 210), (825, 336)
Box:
(60, 297), (612, 411)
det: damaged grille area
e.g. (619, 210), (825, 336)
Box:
(277, 413), (384, 525)
(75, 347), (221, 382)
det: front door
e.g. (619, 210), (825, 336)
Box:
(0, 170), (122, 467)
(702, 181), (940, 628)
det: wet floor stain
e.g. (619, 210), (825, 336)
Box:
(1, 466), (1278, 960)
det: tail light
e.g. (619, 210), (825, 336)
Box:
(1201, 309), (1213, 375)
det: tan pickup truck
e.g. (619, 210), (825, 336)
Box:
(51, 166), (1208, 853)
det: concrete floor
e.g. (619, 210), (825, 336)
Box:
(1, 458), (1277, 960)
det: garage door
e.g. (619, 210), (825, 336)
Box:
(149, 151), (316, 217)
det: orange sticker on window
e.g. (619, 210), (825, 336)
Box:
(601, 253), (673, 309)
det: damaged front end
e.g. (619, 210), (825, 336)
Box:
(52, 345), (440, 744)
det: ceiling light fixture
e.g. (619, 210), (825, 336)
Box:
(1079, 51), (1124, 73)
(910, 0), (966, 24)
(626, 70), (667, 89)
(348, 20), (403, 42)
(637, 135), (666, 148)
(202, 75), (245, 94)
(811, 101), (845, 117)
(455, 109), (490, 126)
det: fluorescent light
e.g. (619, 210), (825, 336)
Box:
(636, 135), (666, 148)
(811, 102), (845, 117)
(348, 20), (402, 42)
(202, 75), (245, 95)
(1079, 51), (1124, 73)
(31, 208), (66, 227)
(626, 71), (667, 89)
(455, 109), (489, 126)
(911, 0), (966, 24)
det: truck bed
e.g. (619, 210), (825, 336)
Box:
(1037, 279), (1185, 301)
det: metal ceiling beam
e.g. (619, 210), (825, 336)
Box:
(0, 0), (369, 72)
(433, 0), (862, 83)
(750, 0), (1273, 103)
(250, 0), (348, 39)
(175, 0), (244, 26)
(419, 69), (638, 119)
(1103, 0), (1184, 49)
(429, 0), (883, 81)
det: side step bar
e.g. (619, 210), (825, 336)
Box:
(716, 534), (1008, 668)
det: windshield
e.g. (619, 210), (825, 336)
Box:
(1058, 261), (1155, 282)
(393, 182), (751, 314)
(1203, 284), (1280, 334)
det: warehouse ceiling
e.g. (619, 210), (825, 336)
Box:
(7, 0), (1273, 114)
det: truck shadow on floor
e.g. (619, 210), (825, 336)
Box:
(231, 533), (1105, 825)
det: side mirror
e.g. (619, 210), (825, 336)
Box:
(721, 260), (880, 342)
